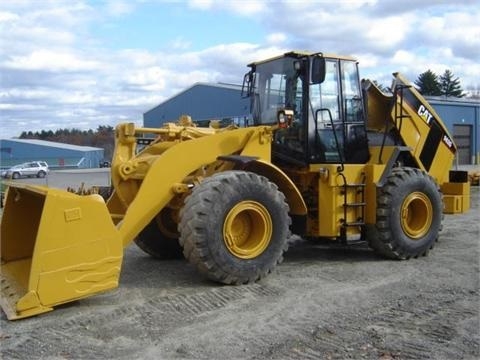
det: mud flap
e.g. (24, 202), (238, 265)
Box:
(1, 184), (123, 320)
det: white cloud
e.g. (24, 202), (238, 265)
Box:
(419, 11), (480, 59)
(364, 16), (409, 51)
(117, 49), (158, 67)
(224, 1), (266, 16)
(0, 103), (47, 111)
(169, 37), (192, 50)
(188, 0), (266, 15)
(4, 49), (102, 72)
(391, 50), (417, 66)
(0, 11), (19, 22)
(104, 0), (135, 17)
(188, 0), (214, 10)
(266, 33), (287, 45)
(123, 66), (168, 92)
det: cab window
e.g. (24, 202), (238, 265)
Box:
(341, 60), (363, 122)
(310, 60), (340, 125)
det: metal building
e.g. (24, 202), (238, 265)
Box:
(0, 139), (104, 169)
(143, 83), (479, 165)
(144, 83), (251, 128)
(426, 97), (479, 165)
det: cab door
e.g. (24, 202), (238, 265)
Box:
(308, 58), (369, 164)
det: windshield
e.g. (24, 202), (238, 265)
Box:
(251, 57), (303, 125)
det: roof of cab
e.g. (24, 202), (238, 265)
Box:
(248, 50), (357, 67)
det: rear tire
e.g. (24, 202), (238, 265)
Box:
(37, 171), (46, 178)
(179, 171), (290, 284)
(134, 208), (183, 259)
(367, 167), (443, 259)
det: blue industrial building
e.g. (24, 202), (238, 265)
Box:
(144, 83), (251, 128)
(426, 97), (479, 165)
(143, 83), (479, 165)
(0, 139), (104, 169)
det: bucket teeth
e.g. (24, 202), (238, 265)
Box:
(0, 263), (53, 320)
(0, 273), (21, 320)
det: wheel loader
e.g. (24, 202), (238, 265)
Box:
(0, 51), (470, 320)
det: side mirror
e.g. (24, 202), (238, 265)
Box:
(311, 56), (326, 84)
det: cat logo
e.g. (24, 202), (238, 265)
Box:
(417, 105), (433, 125)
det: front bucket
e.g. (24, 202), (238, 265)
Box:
(1, 184), (123, 320)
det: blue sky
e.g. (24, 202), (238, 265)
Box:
(1, 0), (479, 139)
(94, 2), (265, 51)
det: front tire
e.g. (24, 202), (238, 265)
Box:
(367, 167), (443, 259)
(179, 171), (290, 284)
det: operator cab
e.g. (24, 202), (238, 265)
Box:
(243, 51), (369, 165)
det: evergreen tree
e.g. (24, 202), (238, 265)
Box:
(414, 70), (442, 96)
(439, 69), (465, 97)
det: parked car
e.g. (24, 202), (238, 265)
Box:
(1, 161), (49, 179)
(99, 160), (111, 168)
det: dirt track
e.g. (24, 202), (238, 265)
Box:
(0, 172), (479, 359)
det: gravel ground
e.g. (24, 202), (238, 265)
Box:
(0, 171), (478, 359)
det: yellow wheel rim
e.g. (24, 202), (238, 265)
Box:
(223, 201), (272, 259)
(400, 192), (433, 239)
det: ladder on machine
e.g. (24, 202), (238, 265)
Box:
(338, 172), (366, 244)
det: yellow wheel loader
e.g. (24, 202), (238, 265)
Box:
(0, 51), (470, 320)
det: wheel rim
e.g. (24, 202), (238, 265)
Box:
(223, 201), (272, 259)
(400, 192), (433, 239)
